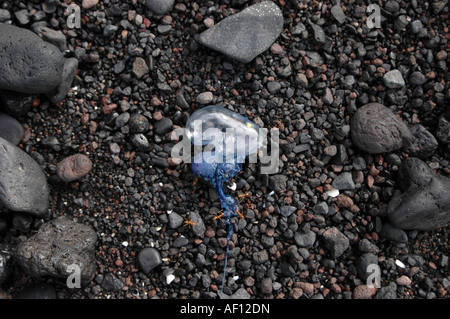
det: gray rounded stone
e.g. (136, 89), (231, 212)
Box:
(14, 216), (97, 284)
(0, 113), (24, 145)
(350, 103), (413, 154)
(387, 157), (450, 230)
(0, 137), (49, 215)
(383, 69), (405, 89)
(46, 57), (78, 103)
(197, 1), (283, 63)
(146, 0), (175, 15)
(0, 24), (64, 94)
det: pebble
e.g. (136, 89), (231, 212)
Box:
(46, 57), (78, 103)
(153, 116), (173, 135)
(0, 137), (49, 215)
(294, 226), (316, 248)
(309, 22), (326, 44)
(436, 116), (450, 144)
(322, 88), (334, 105)
(312, 202), (329, 215)
(260, 277), (273, 294)
(110, 143), (121, 154)
(267, 81), (281, 94)
(14, 9), (29, 25)
(332, 172), (355, 190)
(405, 124), (438, 159)
(380, 222), (408, 243)
(409, 71), (427, 85)
(82, 0), (99, 9)
(190, 211), (206, 237)
(0, 113), (24, 145)
(132, 57), (150, 79)
(131, 134), (151, 151)
(168, 211), (184, 229)
(358, 239), (380, 254)
(56, 154), (93, 183)
(115, 112), (130, 128)
(356, 253), (378, 281)
(0, 0), (447, 301)
(196, 91), (214, 104)
(14, 216), (97, 284)
(101, 273), (124, 292)
(324, 145), (337, 156)
(330, 4), (346, 25)
(268, 174), (287, 192)
(396, 275), (412, 286)
(353, 285), (377, 299)
(321, 227), (350, 258)
(0, 9), (11, 22)
(0, 24), (64, 94)
(270, 43), (283, 55)
(197, 1), (283, 63)
(387, 157), (450, 230)
(383, 70), (405, 89)
(375, 282), (397, 299)
(146, 0), (175, 15)
(129, 114), (150, 133)
(350, 103), (413, 154)
(137, 248), (162, 274)
(409, 20), (423, 34)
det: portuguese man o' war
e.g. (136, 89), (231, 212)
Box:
(184, 105), (263, 296)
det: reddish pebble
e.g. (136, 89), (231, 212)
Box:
(57, 154), (93, 183)
(353, 285), (377, 299)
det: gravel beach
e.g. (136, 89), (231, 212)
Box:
(0, 0), (449, 300)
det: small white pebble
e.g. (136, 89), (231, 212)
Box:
(395, 259), (406, 268)
(166, 274), (175, 284)
(233, 275), (239, 281)
(167, 210), (173, 214)
(227, 182), (237, 191)
(269, 191), (275, 196)
(122, 241), (129, 247)
(326, 188), (340, 198)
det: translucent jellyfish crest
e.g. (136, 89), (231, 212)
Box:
(185, 105), (264, 163)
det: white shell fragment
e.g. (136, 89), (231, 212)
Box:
(326, 188), (340, 198)
(395, 259), (406, 268)
(227, 182), (237, 191)
(166, 274), (175, 284)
